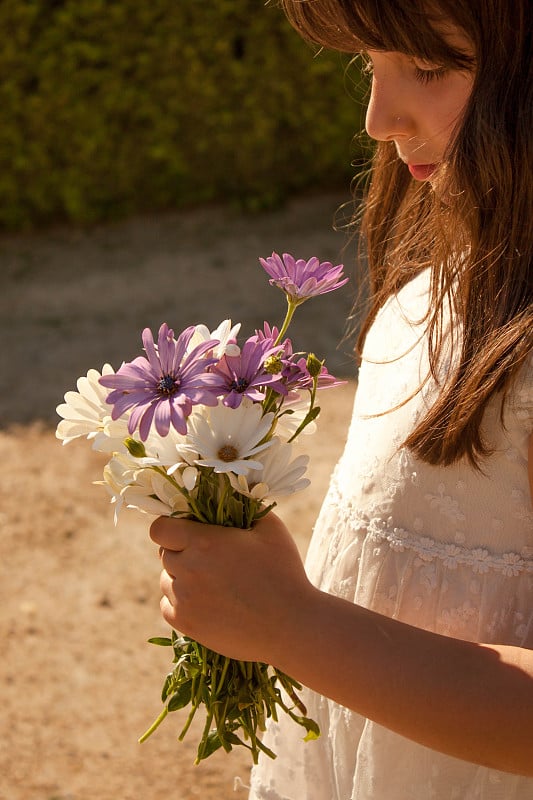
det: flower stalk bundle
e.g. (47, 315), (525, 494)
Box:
(56, 252), (348, 764)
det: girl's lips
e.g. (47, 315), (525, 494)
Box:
(408, 163), (438, 181)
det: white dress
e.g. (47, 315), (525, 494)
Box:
(247, 269), (533, 799)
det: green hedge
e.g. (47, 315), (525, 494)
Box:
(0, 0), (369, 228)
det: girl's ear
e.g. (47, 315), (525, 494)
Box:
(528, 434), (533, 509)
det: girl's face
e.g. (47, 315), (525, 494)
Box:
(365, 45), (474, 182)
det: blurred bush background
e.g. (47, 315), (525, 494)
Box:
(0, 0), (370, 230)
(0, 11), (366, 797)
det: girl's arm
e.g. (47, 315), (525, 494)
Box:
(151, 432), (533, 777)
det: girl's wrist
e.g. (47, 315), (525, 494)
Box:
(267, 582), (328, 676)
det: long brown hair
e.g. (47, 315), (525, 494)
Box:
(281, 0), (533, 467)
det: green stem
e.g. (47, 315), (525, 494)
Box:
(186, 493), (212, 524)
(178, 703), (199, 742)
(275, 299), (299, 344)
(151, 465), (185, 493)
(178, 668), (203, 741)
(245, 705), (261, 764)
(138, 706), (168, 743)
(215, 657), (231, 697)
(196, 706), (215, 764)
(287, 374), (319, 444)
(150, 465), (216, 523)
(200, 644), (210, 677)
(216, 477), (230, 526)
(261, 386), (279, 415)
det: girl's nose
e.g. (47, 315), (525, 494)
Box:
(365, 78), (412, 143)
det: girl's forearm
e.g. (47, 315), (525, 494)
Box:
(271, 586), (533, 776)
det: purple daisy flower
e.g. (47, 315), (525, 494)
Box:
(252, 323), (343, 395)
(271, 355), (341, 397)
(210, 336), (283, 409)
(289, 356), (344, 392)
(255, 321), (281, 342)
(99, 323), (222, 440)
(253, 330), (306, 394)
(259, 252), (348, 303)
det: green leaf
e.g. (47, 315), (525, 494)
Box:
(256, 738), (277, 760)
(253, 501), (277, 520)
(167, 681), (193, 712)
(301, 717), (321, 741)
(309, 405), (321, 421)
(182, 661), (202, 679)
(147, 636), (172, 646)
(223, 731), (244, 746)
(161, 673), (172, 702)
(197, 730), (224, 761)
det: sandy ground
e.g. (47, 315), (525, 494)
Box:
(0, 193), (359, 800)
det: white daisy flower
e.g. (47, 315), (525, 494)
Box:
(99, 452), (141, 524)
(185, 399), (274, 476)
(229, 437), (309, 500)
(122, 470), (190, 518)
(92, 416), (131, 453)
(56, 364), (127, 451)
(165, 463), (199, 492)
(188, 319), (241, 359)
(142, 425), (194, 468)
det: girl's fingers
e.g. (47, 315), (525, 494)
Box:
(159, 547), (181, 578)
(160, 568), (177, 604)
(159, 568), (191, 634)
(150, 516), (193, 550)
(160, 594), (177, 627)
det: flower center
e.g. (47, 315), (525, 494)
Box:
(229, 377), (249, 393)
(218, 444), (239, 462)
(263, 355), (283, 374)
(158, 374), (179, 396)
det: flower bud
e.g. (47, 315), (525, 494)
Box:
(125, 437), (147, 458)
(306, 353), (324, 378)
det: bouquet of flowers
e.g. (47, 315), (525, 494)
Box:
(56, 252), (347, 764)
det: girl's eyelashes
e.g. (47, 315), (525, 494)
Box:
(360, 52), (448, 84)
(413, 65), (448, 83)
(412, 58), (448, 84)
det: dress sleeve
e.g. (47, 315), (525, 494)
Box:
(508, 352), (533, 437)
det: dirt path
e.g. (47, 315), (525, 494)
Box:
(0, 193), (358, 800)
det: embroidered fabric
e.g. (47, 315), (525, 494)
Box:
(245, 269), (533, 800)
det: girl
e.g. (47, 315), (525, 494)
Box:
(151, 0), (533, 797)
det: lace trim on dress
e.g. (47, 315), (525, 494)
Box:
(330, 487), (533, 576)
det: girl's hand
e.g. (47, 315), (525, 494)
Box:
(150, 512), (315, 664)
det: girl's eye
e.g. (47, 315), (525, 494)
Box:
(361, 52), (450, 84)
(412, 58), (448, 84)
